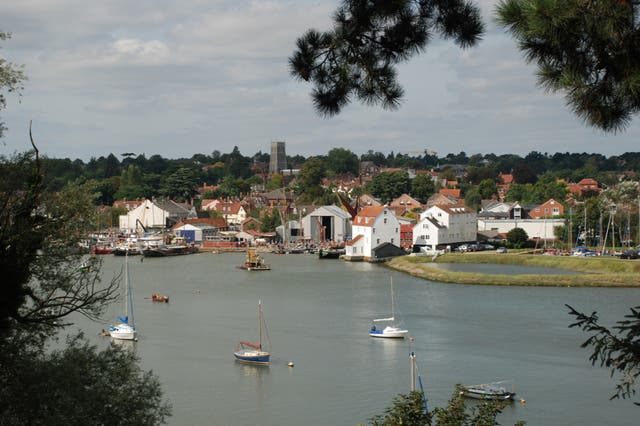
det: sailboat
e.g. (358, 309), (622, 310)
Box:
(369, 277), (408, 338)
(234, 300), (271, 365)
(109, 253), (137, 341)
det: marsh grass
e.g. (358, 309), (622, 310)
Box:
(387, 253), (640, 287)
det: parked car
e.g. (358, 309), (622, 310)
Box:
(496, 247), (507, 254)
(619, 250), (639, 260)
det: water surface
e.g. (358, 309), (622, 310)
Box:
(71, 253), (637, 425)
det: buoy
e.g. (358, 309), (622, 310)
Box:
(520, 399), (526, 404)
(287, 361), (294, 367)
(409, 337), (415, 343)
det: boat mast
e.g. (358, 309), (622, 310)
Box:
(258, 300), (263, 350)
(125, 252), (135, 328)
(390, 277), (395, 323)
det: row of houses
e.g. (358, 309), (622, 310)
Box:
(115, 192), (568, 261)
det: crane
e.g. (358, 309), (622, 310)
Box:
(401, 149), (437, 156)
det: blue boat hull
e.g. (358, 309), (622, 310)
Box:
(234, 353), (270, 365)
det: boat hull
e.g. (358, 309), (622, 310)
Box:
(369, 328), (408, 338)
(233, 350), (270, 365)
(460, 384), (516, 401)
(109, 324), (137, 340)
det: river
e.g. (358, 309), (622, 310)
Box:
(71, 252), (638, 425)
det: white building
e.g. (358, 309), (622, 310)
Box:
(477, 218), (564, 241)
(345, 206), (400, 260)
(301, 205), (352, 243)
(413, 203), (477, 250)
(118, 199), (197, 231)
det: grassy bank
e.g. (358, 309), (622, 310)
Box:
(386, 253), (640, 287)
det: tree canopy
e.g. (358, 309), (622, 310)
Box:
(289, 0), (484, 115)
(497, 0), (640, 132)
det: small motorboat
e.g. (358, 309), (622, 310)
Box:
(151, 293), (170, 303)
(460, 381), (516, 401)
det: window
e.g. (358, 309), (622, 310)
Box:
(384, 218), (387, 224)
(391, 238), (394, 244)
(372, 228), (376, 234)
(377, 238), (380, 244)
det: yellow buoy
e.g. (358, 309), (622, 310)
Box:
(520, 399), (526, 404)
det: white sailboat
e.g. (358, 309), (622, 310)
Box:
(109, 253), (137, 341)
(369, 277), (408, 338)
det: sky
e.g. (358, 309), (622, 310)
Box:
(1, 0), (639, 162)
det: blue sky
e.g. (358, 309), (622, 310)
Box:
(1, 0), (639, 161)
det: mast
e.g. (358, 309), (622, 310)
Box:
(390, 277), (395, 322)
(410, 351), (417, 391)
(258, 300), (263, 350)
(126, 252), (135, 328)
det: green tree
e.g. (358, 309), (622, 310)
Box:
(411, 173), (435, 203)
(289, 0), (484, 115)
(260, 208), (282, 233)
(326, 147), (359, 175)
(0, 144), (171, 424)
(160, 166), (201, 202)
(297, 157), (327, 201)
(567, 304), (640, 405)
(477, 179), (498, 200)
(507, 227), (529, 247)
(367, 388), (519, 426)
(368, 170), (410, 204)
(464, 188), (482, 211)
(267, 173), (284, 191)
(497, 0), (640, 132)
(0, 32), (26, 138)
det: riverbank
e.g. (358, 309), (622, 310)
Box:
(386, 253), (640, 287)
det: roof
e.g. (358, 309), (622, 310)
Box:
(154, 199), (193, 215)
(345, 234), (363, 246)
(439, 188), (461, 198)
(353, 206), (386, 227)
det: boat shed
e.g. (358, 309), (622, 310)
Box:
(301, 205), (352, 244)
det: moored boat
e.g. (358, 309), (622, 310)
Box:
(237, 248), (270, 271)
(369, 277), (408, 339)
(234, 300), (271, 365)
(460, 381), (516, 401)
(109, 254), (137, 341)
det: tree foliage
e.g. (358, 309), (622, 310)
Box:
(567, 304), (640, 405)
(368, 170), (410, 203)
(0, 32), (26, 138)
(0, 140), (171, 423)
(367, 388), (520, 426)
(497, 0), (640, 132)
(326, 147), (359, 175)
(289, 0), (484, 116)
(0, 334), (171, 425)
(507, 227), (528, 247)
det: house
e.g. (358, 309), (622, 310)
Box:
(567, 178), (601, 197)
(301, 205), (352, 243)
(112, 199), (144, 211)
(412, 202), (477, 251)
(207, 201), (248, 226)
(344, 206), (401, 261)
(497, 172), (514, 201)
(439, 188), (461, 199)
(118, 199), (197, 231)
(425, 192), (459, 208)
(528, 199), (565, 219)
(358, 194), (382, 208)
(390, 193), (423, 214)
